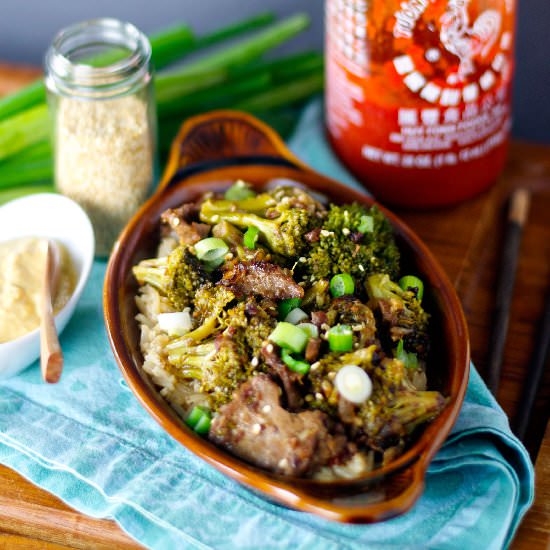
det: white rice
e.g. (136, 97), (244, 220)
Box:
(135, 243), (209, 416)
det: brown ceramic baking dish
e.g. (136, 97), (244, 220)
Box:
(104, 110), (470, 523)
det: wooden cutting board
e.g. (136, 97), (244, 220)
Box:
(0, 63), (548, 549)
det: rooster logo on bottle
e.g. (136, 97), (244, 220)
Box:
(440, 0), (502, 82)
(390, 0), (512, 105)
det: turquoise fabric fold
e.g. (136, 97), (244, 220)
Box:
(0, 100), (534, 549)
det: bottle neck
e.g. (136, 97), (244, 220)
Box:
(45, 18), (152, 100)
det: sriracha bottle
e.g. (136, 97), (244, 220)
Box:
(325, 0), (516, 208)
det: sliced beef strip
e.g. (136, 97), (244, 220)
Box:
(304, 337), (321, 363)
(161, 206), (210, 245)
(311, 310), (328, 328)
(209, 374), (347, 477)
(261, 342), (303, 410)
(220, 261), (303, 300)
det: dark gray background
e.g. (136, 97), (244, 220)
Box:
(0, 0), (548, 143)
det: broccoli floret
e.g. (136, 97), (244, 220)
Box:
(307, 346), (381, 414)
(267, 185), (327, 217)
(326, 296), (378, 348)
(201, 192), (277, 217)
(211, 220), (244, 248)
(200, 190), (317, 258)
(242, 298), (278, 353)
(133, 246), (210, 310)
(167, 327), (255, 410)
(304, 203), (400, 282)
(359, 390), (446, 451)
(305, 346), (445, 451)
(366, 273), (429, 358)
(211, 220), (274, 263)
(173, 284), (241, 343)
(165, 295), (276, 409)
(166, 296), (248, 356)
(192, 284), (236, 322)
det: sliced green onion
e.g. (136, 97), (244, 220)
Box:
(186, 406), (212, 434)
(335, 365), (372, 404)
(358, 215), (374, 233)
(395, 339), (419, 369)
(298, 322), (319, 339)
(269, 322), (308, 354)
(330, 273), (355, 297)
(157, 311), (192, 336)
(399, 275), (424, 302)
(243, 225), (260, 249)
(194, 237), (229, 268)
(193, 413), (212, 435)
(224, 180), (256, 200)
(278, 297), (302, 320)
(284, 307), (308, 325)
(327, 324), (353, 352)
(281, 349), (310, 375)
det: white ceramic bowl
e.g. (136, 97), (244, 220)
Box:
(0, 193), (94, 378)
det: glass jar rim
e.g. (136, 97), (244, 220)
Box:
(45, 18), (152, 99)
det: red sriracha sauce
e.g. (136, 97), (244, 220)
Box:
(325, 0), (516, 208)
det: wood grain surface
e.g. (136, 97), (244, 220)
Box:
(0, 64), (548, 549)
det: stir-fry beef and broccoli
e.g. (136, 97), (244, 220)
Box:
(133, 181), (447, 479)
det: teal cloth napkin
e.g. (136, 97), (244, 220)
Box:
(0, 100), (534, 550)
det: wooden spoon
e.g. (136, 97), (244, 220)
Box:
(40, 239), (63, 383)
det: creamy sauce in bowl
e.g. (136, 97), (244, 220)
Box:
(0, 237), (76, 343)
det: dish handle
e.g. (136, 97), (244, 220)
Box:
(157, 110), (310, 193)
(301, 454), (430, 522)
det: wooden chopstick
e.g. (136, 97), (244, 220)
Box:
(513, 288), (550, 442)
(486, 188), (531, 395)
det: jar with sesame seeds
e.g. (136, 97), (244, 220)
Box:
(325, 0), (516, 207)
(45, 18), (157, 256)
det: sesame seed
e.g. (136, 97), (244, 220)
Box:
(358, 264), (365, 272)
(251, 423), (262, 435)
(251, 357), (259, 367)
(299, 256), (307, 263)
(320, 229), (331, 237)
(310, 362), (320, 371)
(265, 343), (274, 354)
(262, 405), (272, 413)
(315, 392), (324, 401)
(278, 458), (289, 469)
(342, 228), (350, 236)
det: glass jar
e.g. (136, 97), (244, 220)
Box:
(325, 0), (516, 208)
(45, 18), (157, 256)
